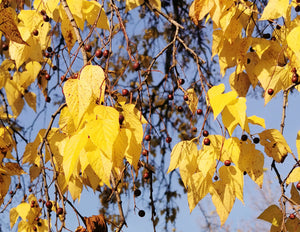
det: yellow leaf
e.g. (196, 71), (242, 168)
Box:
(0, 60), (14, 89)
(4, 79), (24, 117)
(0, 173), (10, 205)
(63, 129), (89, 182)
(248, 115), (265, 128)
(81, 165), (100, 190)
(259, 129), (291, 163)
(58, 106), (76, 135)
(125, 0), (161, 12)
(187, 172), (212, 212)
(168, 140), (198, 173)
(260, 0), (289, 21)
(67, 0), (84, 30)
(224, 138), (264, 187)
(63, 78), (92, 128)
(13, 61), (41, 89)
(59, 5), (76, 53)
(207, 84), (237, 119)
(189, 0), (214, 25)
(287, 26), (300, 61)
(85, 140), (112, 187)
(82, 0), (109, 30)
(24, 91), (36, 112)
(222, 97), (248, 136)
(68, 175), (83, 201)
(185, 88), (198, 114)
(10, 208), (18, 229)
(286, 167), (300, 185)
(29, 165), (41, 182)
(85, 106), (119, 161)
(80, 65), (106, 104)
(290, 184), (300, 205)
(179, 150), (198, 188)
(16, 202), (31, 221)
(229, 72), (250, 97)
(23, 129), (46, 165)
(257, 205), (282, 227)
(210, 179), (235, 225)
(0, 162), (25, 176)
(244, 52), (260, 87)
(218, 165), (244, 203)
(0, 6), (27, 44)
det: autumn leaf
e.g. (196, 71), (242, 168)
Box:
(0, 6), (27, 44)
(260, 0), (289, 21)
(229, 72), (250, 97)
(258, 205), (282, 227)
(84, 214), (107, 232)
(286, 167), (300, 185)
(207, 84), (237, 119)
(82, 0), (109, 30)
(185, 88), (198, 114)
(125, 0), (161, 12)
(259, 129), (292, 163)
(189, 0), (214, 25)
(0, 173), (10, 205)
(290, 184), (300, 205)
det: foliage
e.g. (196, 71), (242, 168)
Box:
(1, 0), (300, 231)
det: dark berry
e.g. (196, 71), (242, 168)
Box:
(9, 190), (13, 195)
(37, 222), (42, 226)
(168, 94), (173, 100)
(267, 88), (274, 95)
(289, 214), (296, 219)
(45, 96), (51, 103)
(166, 136), (172, 143)
(45, 52), (51, 58)
(292, 67), (297, 73)
(40, 10), (46, 15)
(177, 106), (183, 112)
(203, 138), (210, 146)
(122, 89), (129, 96)
(214, 176), (218, 181)
(144, 134), (151, 141)
(296, 5), (300, 12)
(61, 75), (67, 82)
(95, 49), (102, 58)
(33, 226), (37, 231)
(271, 36), (276, 41)
(241, 134), (248, 141)
(57, 207), (63, 215)
(46, 201), (52, 209)
(247, 58), (251, 64)
(33, 29), (39, 36)
(52, 65), (57, 71)
(276, 25), (281, 30)
(47, 47), (52, 53)
(224, 160), (231, 166)
(45, 74), (50, 80)
(119, 114), (124, 125)
(296, 182), (300, 191)
(203, 130), (209, 137)
(103, 50), (109, 58)
(178, 79), (185, 85)
(250, 47), (255, 52)
(138, 210), (145, 217)
(16, 183), (21, 189)
(38, 198), (43, 203)
(262, 33), (271, 39)
(183, 95), (189, 101)
(192, 127), (197, 133)
(84, 44), (92, 52)
(133, 61), (140, 71)
(196, 109), (203, 115)
(43, 15), (49, 22)
(142, 149), (148, 156)
(253, 137), (260, 144)
(134, 189), (141, 197)
(2, 43), (8, 51)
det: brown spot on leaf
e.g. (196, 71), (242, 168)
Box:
(84, 214), (107, 232)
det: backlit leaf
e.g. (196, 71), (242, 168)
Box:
(189, 0), (214, 25)
(0, 174), (10, 205)
(10, 208), (18, 229)
(68, 175), (83, 201)
(248, 115), (266, 128)
(16, 203), (30, 221)
(185, 88), (198, 114)
(125, 0), (161, 12)
(260, 0), (289, 21)
(207, 84), (237, 119)
(59, 5), (76, 53)
(259, 129), (291, 163)
(82, 0), (109, 30)
(24, 91), (36, 112)
(258, 205), (282, 227)
(290, 184), (300, 205)
(229, 72), (250, 97)
(0, 6), (27, 44)
(168, 140), (198, 173)
(286, 167), (300, 185)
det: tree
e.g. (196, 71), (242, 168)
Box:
(1, 0), (300, 231)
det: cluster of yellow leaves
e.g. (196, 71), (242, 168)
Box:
(10, 194), (48, 232)
(168, 84), (293, 224)
(190, 0), (300, 104)
(34, 0), (109, 52)
(22, 65), (146, 203)
(125, 0), (161, 12)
